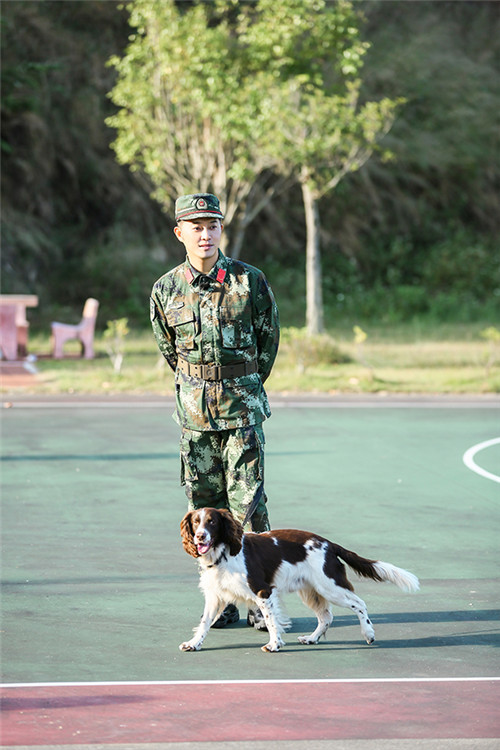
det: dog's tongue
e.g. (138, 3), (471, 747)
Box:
(197, 542), (211, 555)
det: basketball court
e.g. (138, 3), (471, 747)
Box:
(1, 395), (499, 747)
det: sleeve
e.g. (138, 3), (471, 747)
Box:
(150, 282), (178, 372)
(253, 272), (280, 383)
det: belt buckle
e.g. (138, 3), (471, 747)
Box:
(204, 364), (218, 380)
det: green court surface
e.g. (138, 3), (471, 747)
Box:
(1, 395), (499, 746)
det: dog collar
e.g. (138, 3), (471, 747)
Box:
(206, 549), (228, 568)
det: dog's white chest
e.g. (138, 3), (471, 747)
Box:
(200, 554), (251, 601)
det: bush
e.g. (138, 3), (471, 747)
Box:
(80, 227), (174, 328)
(421, 231), (500, 297)
(280, 327), (351, 372)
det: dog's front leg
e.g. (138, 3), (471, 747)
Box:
(179, 594), (225, 652)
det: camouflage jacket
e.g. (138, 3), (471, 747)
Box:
(150, 251), (280, 431)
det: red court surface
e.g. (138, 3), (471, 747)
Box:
(1, 678), (499, 745)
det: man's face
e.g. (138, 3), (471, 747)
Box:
(174, 218), (223, 271)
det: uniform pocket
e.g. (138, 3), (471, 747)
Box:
(167, 306), (196, 350)
(253, 424), (265, 480)
(179, 433), (198, 485)
(219, 305), (253, 349)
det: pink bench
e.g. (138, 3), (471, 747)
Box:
(51, 298), (99, 359)
(0, 294), (39, 360)
(0, 305), (18, 360)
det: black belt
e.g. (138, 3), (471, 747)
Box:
(177, 357), (258, 381)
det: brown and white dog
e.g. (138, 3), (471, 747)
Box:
(180, 507), (419, 653)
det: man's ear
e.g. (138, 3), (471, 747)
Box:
(173, 225), (183, 242)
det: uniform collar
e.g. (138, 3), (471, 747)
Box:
(183, 251), (227, 286)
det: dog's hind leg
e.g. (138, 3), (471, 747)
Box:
(296, 588), (333, 645)
(327, 588), (375, 644)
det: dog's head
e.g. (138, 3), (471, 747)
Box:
(180, 507), (243, 559)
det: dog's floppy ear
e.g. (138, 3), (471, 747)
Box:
(180, 511), (199, 558)
(218, 509), (243, 556)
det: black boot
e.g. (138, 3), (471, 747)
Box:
(211, 603), (240, 629)
(247, 607), (268, 631)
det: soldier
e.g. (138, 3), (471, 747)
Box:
(150, 193), (280, 628)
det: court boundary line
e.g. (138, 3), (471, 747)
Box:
(2, 676), (499, 689)
(463, 437), (500, 484)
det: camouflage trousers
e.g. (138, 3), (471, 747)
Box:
(180, 423), (270, 532)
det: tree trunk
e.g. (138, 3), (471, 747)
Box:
(219, 232), (229, 256)
(219, 219), (244, 258)
(228, 222), (245, 259)
(301, 179), (324, 335)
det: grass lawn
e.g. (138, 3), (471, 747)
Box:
(4, 322), (499, 396)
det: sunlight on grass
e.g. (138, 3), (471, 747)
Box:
(2, 324), (499, 395)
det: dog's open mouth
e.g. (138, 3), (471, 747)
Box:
(196, 541), (212, 555)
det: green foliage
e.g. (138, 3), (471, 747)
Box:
(80, 225), (172, 326)
(280, 326), (351, 373)
(237, 0), (402, 200)
(329, 283), (499, 326)
(421, 231), (500, 298)
(18, 323), (500, 395)
(1, 0), (498, 334)
(481, 327), (500, 345)
(480, 326), (500, 376)
(105, 0), (401, 274)
(353, 325), (367, 345)
(234, 0), (404, 334)
(324, 0), (500, 266)
(353, 324), (373, 376)
(103, 317), (130, 373)
(0, 0), (170, 303)
(105, 0), (282, 237)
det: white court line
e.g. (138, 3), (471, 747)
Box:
(463, 437), (500, 484)
(1, 677), (500, 689)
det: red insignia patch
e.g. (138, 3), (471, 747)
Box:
(184, 267), (194, 284)
(216, 269), (226, 284)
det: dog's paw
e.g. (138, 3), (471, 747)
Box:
(363, 627), (375, 644)
(261, 635), (285, 652)
(261, 642), (281, 652)
(179, 641), (201, 652)
(297, 635), (318, 645)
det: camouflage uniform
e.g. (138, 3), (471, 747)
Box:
(150, 240), (279, 532)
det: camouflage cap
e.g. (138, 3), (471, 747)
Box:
(175, 193), (224, 222)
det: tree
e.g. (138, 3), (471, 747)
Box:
(239, 0), (402, 333)
(106, 0), (291, 257)
(106, 0), (401, 332)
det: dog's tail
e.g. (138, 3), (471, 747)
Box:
(334, 545), (419, 593)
